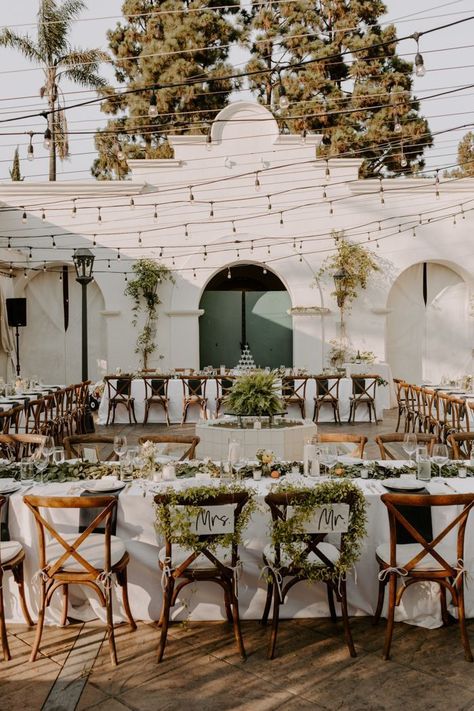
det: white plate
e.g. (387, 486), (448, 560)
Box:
(382, 478), (426, 492)
(80, 477), (125, 493)
(0, 478), (21, 494)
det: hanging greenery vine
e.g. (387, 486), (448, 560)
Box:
(154, 483), (257, 554)
(125, 259), (174, 368)
(268, 479), (367, 584)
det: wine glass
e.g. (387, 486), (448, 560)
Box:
(432, 443), (449, 478)
(402, 433), (417, 464)
(42, 436), (55, 460)
(113, 434), (128, 460)
(52, 447), (65, 465)
(34, 452), (49, 483)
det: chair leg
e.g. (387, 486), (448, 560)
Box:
(158, 579), (174, 663)
(457, 579), (473, 662)
(268, 585), (280, 660)
(339, 580), (356, 658)
(382, 574), (397, 661)
(327, 583), (337, 622)
(105, 584), (118, 666)
(131, 401), (137, 424)
(0, 576), (11, 662)
(395, 407), (402, 432)
(143, 403), (149, 425)
(60, 584), (68, 627)
(440, 585), (450, 627)
(373, 575), (386, 625)
(12, 561), (33, 626)
(229, 582), (246, 660)
(30, 582), (47, 662)
(261, 579), (274, 626)
(223, 586), (233, 623)
(117, 567), (137, 630)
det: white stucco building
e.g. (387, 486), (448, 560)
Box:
(0, 101), (472, 385)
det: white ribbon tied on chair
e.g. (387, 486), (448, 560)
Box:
(260, 563), (284, 603)
(161, 556), (174, 592)
(454, 558), (469, 588)
(31, 567), (50, 590)
(378, 566), (408, 582)
(230, 559), (243, 599)
(97, 570), (115, 592)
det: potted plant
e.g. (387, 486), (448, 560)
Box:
(223, 371), (284, 425)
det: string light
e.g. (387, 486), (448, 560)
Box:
(193, 268), (197, 277)
(254, 172), (261, 192)
(153, 204), (158, 220)
(300, 127), (307, 145)
(23, 269), (27, 278)
(21, 209), (27, 223)
(138, 231), (142, 247)
(394, 119), (402, 133)
(250, 240), (254, 252)
(148, 90), (158, 118)
(97, 207), (102, 223)
(367, 232), (371, 241)
(435, 170), (440, 198)
(27, 132), (34, 161)
(28, 246), (32, 260)
(279, 212), (284, 225)
(203, 245), (207, 261)
(189, 186), (194, 202)
(59, 271), (62, 282)
(41, 208), (45, 221)
(376, 239), (380, 248)
(172, 256), (175, 266)
(400, 143), (407, 168)
(115, 141), (125, 161)
(124, 272), (128, 282)
(209, 202), (214, 218)
(159, 246), (164, 257)
(267, 245), (271, 255)
(185, 224), (189, 238)
(278, 75), (289, 110)
(108, 259), (111, 269)
(323, 186), (327, 199)
(43, 261), (46, 273)
(461, 204), (466, 219)
(419, 214), (423, 225)
(263, 263), (268, 274)
(43, 127), (52, 149)
(378, 221), (382, 231)
(227, 266), (231, 279)
(413, 32), (426, 77)
(93, 234), (97, 247)
(206, 129), (212, 152)
(292, 237), (296, 249)
(232, 220), (236, 233)
(130, 197), (135, 209)
(267, 195), (272, 210)
(453, 213), (457, 225)
(413, 226), (416, 237)
(71, 199), (77, 218)
(329, 201), (334, 215)
(52, 235), (56, 248)
(379, 178), (385, 205)
(117, 247), (121, 259)
(325, 160), (330, 178)
(236, 247), (240, 259)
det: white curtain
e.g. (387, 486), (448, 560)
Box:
(0, 276), (15, 380)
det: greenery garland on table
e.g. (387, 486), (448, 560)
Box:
(154, 483), (257, 554)
(268, 479), (367, 584)
(0, 461), (119, 482)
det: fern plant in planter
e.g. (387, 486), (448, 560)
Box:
(223, 371), (284, 418)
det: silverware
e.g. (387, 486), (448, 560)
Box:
(443, 480), (458, 493)
(21, 483), (34, 493)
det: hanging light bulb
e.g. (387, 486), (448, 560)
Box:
(43, 126), (52, 149)
(379, 179), (385, 205)
(292, 237), (296, 249)
(7, 237), (11, 250)
(236, 248), (240, 259)
(27, 132), (34, 161)
(209, 202), (214, 218)
(124, 273), (128, 283)
(325, 160), (330, 178)
(394, 121), (402, 133)
(267, 195), (272, 210)
(159, 246), (164, 257)
(138, 231), (142, 247)
(329, 201), (334, 215)
(108, 259), (111, 269)
(250, 240), (254, 252)
(148, 91), (158, 118)
(279, 212), (284, 226)
(461, 204), (466, 219)
(130, 197), (135, 209)
(28, 246), (32, 260)
(22, 210), (27, 223)
(117, 248), (121, 260)
(413, 32), (426, 77)
(189, 186), (194, 202)
(453, 214), (457, 225)
(193, 269), (197, 278)
(435, 170), (440, 198)
(205, 130), (212, 152)
(232, 221), (236, 233)
(263, 263), (268, 275)
(267, 245), (271, 255)
(52, 235), (56, 249)
(43, 262), (46, 273)
(97, 207), (102, 223)
(224, 156), (232, 169)
(278, 75), (289, 110)
(23, 269), (27, 279)
(93, 234), (97, 247)
(300, 128), (307, 145)
(367, 232), (371, 241)
(41, 208), (46, 221)
(153, 204), (158, 220)
(203, 246), (207, 261)
(227, 267), (231, 279)
(185, 224), (189, 238)
(254, 171), (261, 192)
(400, 147), (408, 168)
(59, 271), (62, 282)
(322, 133), (331, 146)
(376, 240), (380, 248)
(378, 221), (382, 231)
(323, 186), (327, 199)
(71, 200), (77, 218)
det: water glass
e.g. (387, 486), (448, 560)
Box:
(417, 446), (431, 481)
(52, 447), (65, 465)
(114, 435), (128, 460)
(42, 436), (55, 459)
(34, 453), (49, 483)
(20, 458), (35, 484)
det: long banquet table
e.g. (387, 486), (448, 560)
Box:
(97, 376), (392, 425)
(4, 467), (474, 630)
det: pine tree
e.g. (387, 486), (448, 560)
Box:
(445, 132), (474, 178)
(245, 0), (432, 177)
(9, 147), (23, 181)
(0, 0), (108, 181)
(92, 0), (242, 179)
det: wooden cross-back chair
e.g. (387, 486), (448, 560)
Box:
(348, 375), (378, 423)
(400, 382), (416, 432)
(392, 379), (407, 432)
(24, 494), (136, 665)
(374, 492), (474, 662)
(313, 375), (342, 424)
(281, 377), (307, 419)
(25, 397), (44, 434)
(181, 376), (208, 424)
(436, 392), (456, 442)
(375, 433), (437, 460)
(138, 434), (200, 461)
(313, 433), (368, 458)
(104, 376), (137, 425)
(450, 397), (470, 435)
(63, 434), (118, 462)
(262, 487), (363, 660)
(0, 405), (24, 435)
(419, 387), (437, 434)
(142, 376), (170, 425)
(215, 376), (235, 418)
(154, 490), (249, 662)
(447, 432), (474, 460)
(0, 495), (33, 661)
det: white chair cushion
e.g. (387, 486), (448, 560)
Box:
(0, 540), (23, 564)
(376, 543), (457, 571)
(159, 544), (232, 571)
(263, 541), (340, 568)
(47, 533), (126, 572)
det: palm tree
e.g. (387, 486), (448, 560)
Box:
(0, 0), (108, 180)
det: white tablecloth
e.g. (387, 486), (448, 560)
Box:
(3, 471), (473, 629)
(97, 376), (392, 425)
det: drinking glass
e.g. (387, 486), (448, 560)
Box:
(20, 457), (35, 484)
(432, 443), (449, 477)
(402, 433), (417, 463)
(114, 435), (128, 459)
(34, 453), (49, 483)
(52, 447), (65, 465)
(42, 436), (55, 459)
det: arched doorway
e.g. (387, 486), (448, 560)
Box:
(22, 268), (106, 384)
(386, 262), (471, 383)
(199, 264), (293, 369)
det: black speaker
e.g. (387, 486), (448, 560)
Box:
(6, 298), (27, 328)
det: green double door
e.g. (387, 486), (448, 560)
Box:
(199, 290), (293, 369)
